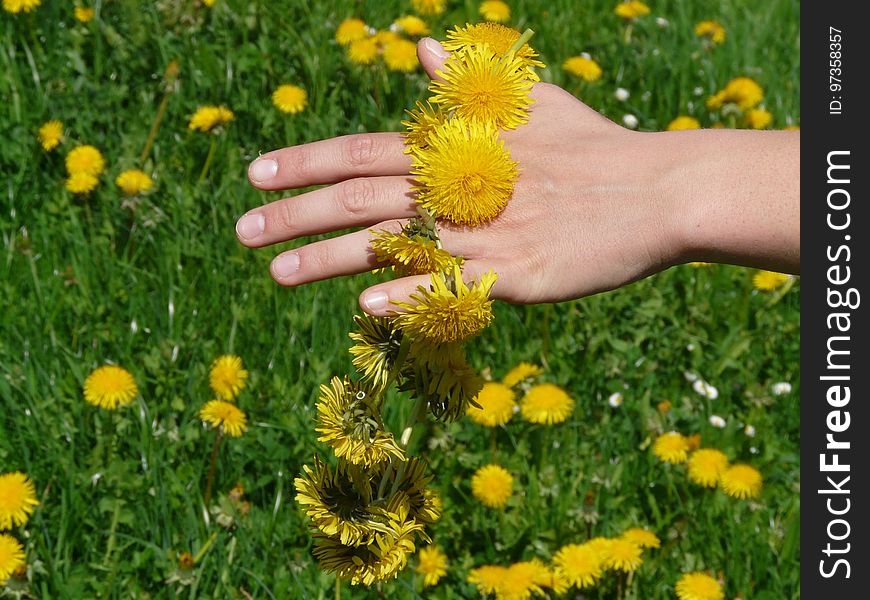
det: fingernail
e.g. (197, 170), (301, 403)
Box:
(249, 158), (278, 183)
(363, 290), (389, 312)
(272, 253), (300, 279)
(236, 213), (265, 241)
(422, 37), (449, 59)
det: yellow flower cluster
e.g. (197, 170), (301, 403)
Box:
(335, 17), (421, 72)
(188, 105), (234, 133)
(0, 471), (39, 585)
(199, 355), (249, 437)
(64, 144), (105, 194)
(695, 20), (726, 44)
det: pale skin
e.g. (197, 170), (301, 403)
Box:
(236, 38), (800, 315)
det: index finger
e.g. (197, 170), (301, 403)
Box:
(248, 132), (411, 191)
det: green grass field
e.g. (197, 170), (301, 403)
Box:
(1, 0), (799, 598)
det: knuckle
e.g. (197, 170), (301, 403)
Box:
(338, 178), (375, 216)
(308, 245), (336, 274)
(344, 134), (380, 168)
(276, 200), (296, 232)
(282, 148), (309, 180)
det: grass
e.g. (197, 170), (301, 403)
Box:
(1, 0), (799, 598)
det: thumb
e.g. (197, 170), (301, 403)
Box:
(417, 37), (450, 81)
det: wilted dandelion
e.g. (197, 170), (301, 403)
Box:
(745, 108), (772, 129)
(720, 464), (762, 499)
(480, 0), (511, 22)
(83, 365), (138, 410)
(272, 84), (308, 114)
(675, 572), (725, 600)
(502, 362), (542, 387)
(614, 1), (650, 19)
(752, 270), (789, 291)
(652, 432), (690, 464)
(312, 524), (418, 586)
(563, 56), (602, 81)
(411, 0), (446, 16)
(384, 39), (419, 72)
(694, 21), (726, 44)
(553, 543), (602, 589)
(471, 464), (513, 508)
(209, 355), (248, 401)
(687, 448), (729, 487)
(520, 383), (574, 425)
(115, 169), (153, 196)
(372, 230), (457, 276)
(38, 120), (63, 151)
(467, 382), (516, 427)
(621, 527), (660, 549)
(0, 534), (25, 585)
(667, 116), (701, 130)
(394, 15), (430, 36)
(0, 472), (39, 530)
(335, 18), (368, 45)
(199, 400), (247, 437)
(707, 77), (764, 111)
(416, 545), (448, 586)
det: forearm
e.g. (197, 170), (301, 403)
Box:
(654, 129), (800, 274)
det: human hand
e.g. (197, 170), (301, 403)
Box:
(237, 38), (797, 315)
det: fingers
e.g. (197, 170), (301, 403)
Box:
(417, 38), (449, 81)
(248, 132), (411, 191)
(236, 176), (418, 247)
(358, 260), (513, 316)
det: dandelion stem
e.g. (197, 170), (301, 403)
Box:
(203, 429), (224, 508)
(505, 28), (536, 59)
(335, 575), (341, 600)
(193, 530), (219, 564)
(103, 498), (122, 564)
(139, 61), (179, 167)
(198, 136), (218, 184)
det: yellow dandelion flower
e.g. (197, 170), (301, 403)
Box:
(471, 464), (513, 508)
(348, 37), (379, 65)
(335, 18), (368, 45)
(65, 172), (99, 195)
(188, 105), (233, 132)
(695, 21), (726, 44)
(406, 342), (484, 422)
(74, 6), (94, 22)
(614, 1), (650, 19)
(562, 56), (602, 82)
(394, 15), (430, 36)
(199, 400), (247, 437)
(621, 527), (660, 549)
(209, 355), (248, 401)
(312, 520), (419, 586)
(706, 77), (764, 111)
(688, 448), (729, 488)
(0, 534), (25, 585)
(38, 120), (63, 151)
(272, 84), (308, 114)
(348, 315), (404, 390)
(667, 116), (701, 131)
(652, 431), (690, 464)
(497, 560), (546, 600)
(719, 464), (762, 499)
(416, 545), (448, 587)
(83, 365), (137, 410)
(372, 29), (400, 47)
(371, 230), (457, 276)
(676, 572), (725, 600)
(393, 267), (497, 344)
(467, 382), (516, 427)
(383, 39), (420, 72)
(603, 539), (643, 572)
(410, 118), (517, 226)
(202, 0), (216, 6)
(553, 543), (602, 589)
(2, 0), (40, 15)
(656, 399), (672, 413)
(480, 0), (511, 22)
(402, 101), (449, 150)
(315, 376), (405, 467)
(115, 169), (153, 196)
(411, 0), (445, 16)
(752, 270), (790, 291)
(586, 536), (614, 558)
(502, 362), (543, 387)
(443, 23), (545, 80)
(520, 383), (574, 425)
(535, 565), (570, 595)
(430, 45), (533, 130)
(0, 473), (39, 530)
(468, 564), (509, 594)
(745, 108), (772, 129)
(65, 145), (105, 176)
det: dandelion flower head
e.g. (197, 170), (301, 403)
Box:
(603, 539), (643, 572)
(312, 524), (417, 586)
(199, 400), (247, 437)
(502, 362), (543, 387)
(412, 0), (446, 16)
(621, 527), (661, 549)
(115, 169), (153, 196)
(394, 15), (430, 36)
(695, 21), (726, 44)
(335, 18), (368, 45)
(443, 23), (545, 79)
(553, 543), (602, 589)
(402, 101), (449, 150)
(272, 84), (308, 114)
(348, 37), (379, 65)
(74, 6), (94, 22)
(468, 564), (509, 595)
(0, 534), (25, 585)
(84, 365), (138, 410)
(0, 472), (39, 530)
(563, 56), (602, 82)
(348, 315), (403, 391)
(520, 383), (574, 425)
(480, 0), (511, 23)
(188, 105), (234, 132)
(707, 77), (764, 111)
(2, 0), (41, 15)
(65, 172), (99, 195)
(675, 572), (725, 600)
(66, 145), (105, 176)
(416, 545), (448, 587)
(470, 464), (513, 508)
(746, 108), (772, 129)
(383, 39), (420, 72)
(687, 448), (729, 487)
(209, 354), (248, 400)
(614, 1), (651, 19)
(667, 116), (701, 130)
(652, 431), (690, 463)
(720, 464), (762, 499)
(38, 120), (63, 151)
(467, 382), (516, 427)
(753, 270), (790, 291)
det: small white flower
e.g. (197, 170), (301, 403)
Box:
(655, 16), (669, 27)
(622, 114), (639, 129)
(608, 392), (623, 408)
(709, 415), (726, 428)
(552, 440), (561, 449)
(771, 382), (792, 396)
(130, 319), (138, 333)
(693, 379), (719, 399)
(91, 472), (103, 486)
(389, 22), (400, 33)
(750, 446), (758, 454)
(684, 371), (699, 382)
(615, 87), (630, 101)
(744, 424), (757, 437)
(512, 405), (520, 413)
(365, 25), (377, 35)
(686, 343), (695, 352)
(580, 51), (592, 60)
(693, 86), (705, 96)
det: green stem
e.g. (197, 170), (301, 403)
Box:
(193, 530), (219, 564)
(203, 430), (224, 508)
(198, 136), (218, 184)
(335, 575), (341, 600)
(139, 93), (170, 167)
(103, 498), (122, 563)
(505, 28), (535, 59)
